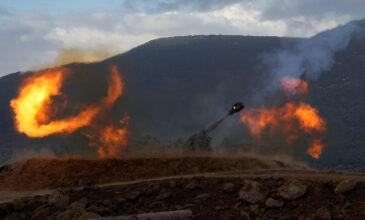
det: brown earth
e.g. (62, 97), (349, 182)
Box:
(0, 155), (304, 191)
(0, 156), (364, 219)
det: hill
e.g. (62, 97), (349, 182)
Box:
(0, 19), (364, 171)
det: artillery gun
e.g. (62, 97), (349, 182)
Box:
(186, 102), (244, 151)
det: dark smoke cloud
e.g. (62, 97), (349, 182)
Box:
(262, 20), (360, 83)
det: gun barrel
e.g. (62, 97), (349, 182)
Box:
(186, 101), (244, 152)
(203, 102), (245, 134)
(202, 113), (230, 134)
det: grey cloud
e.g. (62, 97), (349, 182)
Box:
(121, 0), (242, 13)
(0, 5), (246, 76)
(153, 0), (242, 12)
(123, 12), (239, 36)
(0, 1), (363, 77)
(0, 11), (61, 75)
(262, 0), (365, 21)
(121, 0), (365, 20)
(0, 7), (10, 16)
(58, 12), (121, 31)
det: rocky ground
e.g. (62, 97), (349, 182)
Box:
(0, 156), (364, 219)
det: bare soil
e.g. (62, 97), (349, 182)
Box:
(0, 156), (364, 219)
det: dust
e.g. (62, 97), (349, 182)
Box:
(33, 45), (122, 70)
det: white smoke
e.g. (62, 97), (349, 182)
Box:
(262, 20), (360, 81)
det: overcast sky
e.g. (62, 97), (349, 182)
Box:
(0, 0), (364, 76)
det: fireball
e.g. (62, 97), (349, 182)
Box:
(240, 76), (327, 160)
(10, 65), (128, 157)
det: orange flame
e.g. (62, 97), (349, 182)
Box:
(10, 65), (124, 136)
(10, 66), (127, 157)
(97, 125), (128, 158)
(240, 102), (326, 159)
(88, 117), (129, 158)
(307, 139), (324, 159)
(280, 76), (308, 96)
(294, 103), (326, 133)
(11, 65), (128, 157)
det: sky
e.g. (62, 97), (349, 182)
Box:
(0, 0), (364, 76)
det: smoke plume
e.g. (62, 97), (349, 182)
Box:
(262, 20), (360, 83)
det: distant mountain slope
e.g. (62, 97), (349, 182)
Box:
(105, 35), (283, 139)
(309, 30), (365, 170)
(0, 72), (21, 163)
(0, 20), (364, 170)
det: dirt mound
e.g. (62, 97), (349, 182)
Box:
(0, 155), (304, 191)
